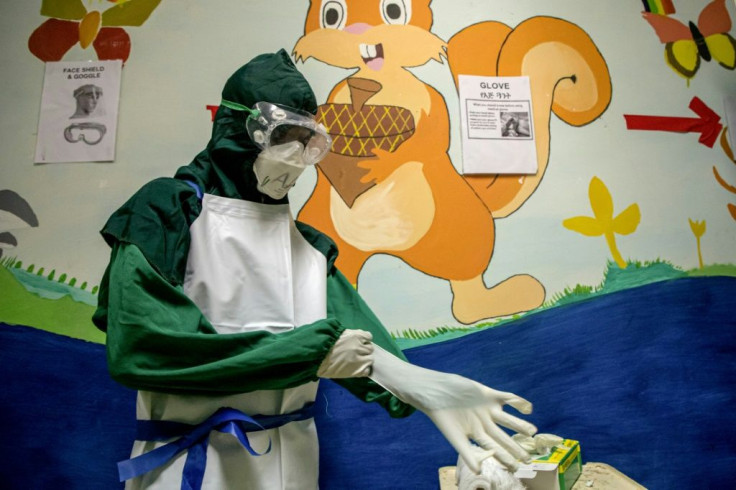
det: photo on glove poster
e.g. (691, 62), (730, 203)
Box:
(34, 60), (122, 163)
(458, 75), (538, 174)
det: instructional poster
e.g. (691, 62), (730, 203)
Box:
(458, 75), (538, 174)
(34, 60), (122, 164)
(725, 95), (736, 152)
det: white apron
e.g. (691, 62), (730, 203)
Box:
(126, 194), (327, 490)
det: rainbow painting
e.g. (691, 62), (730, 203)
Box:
(641, 0), (676, 15)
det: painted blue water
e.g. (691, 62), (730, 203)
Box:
(1, 276), (734, 489)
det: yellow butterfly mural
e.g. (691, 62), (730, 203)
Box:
(643, 0), (736, 80)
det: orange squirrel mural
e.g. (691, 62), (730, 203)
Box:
(294, 0), (612, 324)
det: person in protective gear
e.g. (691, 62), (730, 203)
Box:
(93, 49), (535, 490)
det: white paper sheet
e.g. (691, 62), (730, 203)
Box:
(458, 75), (538, 174)
(724, 95), (736, 150)
(34, 60), (122, 163)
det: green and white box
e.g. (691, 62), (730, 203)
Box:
(515, 439), (582, 490)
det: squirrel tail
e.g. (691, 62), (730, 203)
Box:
(447, 16), (612, 218)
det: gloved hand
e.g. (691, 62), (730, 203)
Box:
(317, 329), (374, 379)
(370, 345), (536, 474)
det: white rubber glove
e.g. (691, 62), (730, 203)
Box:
(370, 345), (537, 474)
(512, 433), (564, 456)
(317, 329), (374, 378)
(456, 454), (525, 490)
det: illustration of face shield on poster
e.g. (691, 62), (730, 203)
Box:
(34, 60), (122, 163)
(458, 75), (538, 174)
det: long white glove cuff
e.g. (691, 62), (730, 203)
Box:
(369, 344), (467, 409)
(370, 344), (522, 411)
(369, 344), (537, 474)
(317, 329), (374, 379)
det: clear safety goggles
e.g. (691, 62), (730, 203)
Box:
(221, 99), (332, 165)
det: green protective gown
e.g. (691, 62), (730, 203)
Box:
(92, 50), (413, 489)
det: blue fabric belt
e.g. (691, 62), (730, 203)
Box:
(184, 180), (203, 200)
(117, 403), (315, 490)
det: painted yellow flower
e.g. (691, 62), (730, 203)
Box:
(688, 218), (706, 269)
(563, 176), (641, 269)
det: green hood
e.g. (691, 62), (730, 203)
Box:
(99, 50), (326, 285)
(175, 49), (318, 203)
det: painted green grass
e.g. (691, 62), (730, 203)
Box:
(0, 256), (98, 295)
(0, 260), (103, 344)
(543, 259), (686, 307)
(393, 260), (736, 349)
(687, 263), (736, 277)
(2, 255), (734, 348)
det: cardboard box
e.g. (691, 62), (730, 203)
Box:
(514, 439), (582, 490)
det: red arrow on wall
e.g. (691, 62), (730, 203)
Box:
(206, 105), (219, 121)
(624, 97), (723, 148)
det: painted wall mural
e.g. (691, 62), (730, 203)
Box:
(294, 1), (612, 324)
(641, 0), (735, 83)
(0, 190), (38, 259)
(563, 177), (641, 270)
(28, 0), (162, 63)
(1, 1), (735, 486)
(625, 95), (736, 224)
(715, 130), (736, 219)
(0, 0), (732, 341)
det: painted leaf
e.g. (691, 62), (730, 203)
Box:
(0, 232), (18, 248)
(40, 0), (86, 21)
(588, 176), (613, 223)
(93, 27), (131, 62)
(728, 203), (736, 221)
(0, 190), (39, 228)
(102, 0), (163, 27)
(79, 11), (102, 49)
(28, 18), (79, 62)
(563, 216), (604, 236)
(713, 166), (736, 194)
(612, 203), (641, 235)
(720, 129), (735, 162)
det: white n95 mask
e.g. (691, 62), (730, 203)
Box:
(253, 141), (310, 200)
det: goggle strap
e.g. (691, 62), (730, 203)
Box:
(220, 99), (260, 119)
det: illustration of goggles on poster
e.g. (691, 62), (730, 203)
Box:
(458, 75), (538, 174)
(34, 60), (122, 163)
